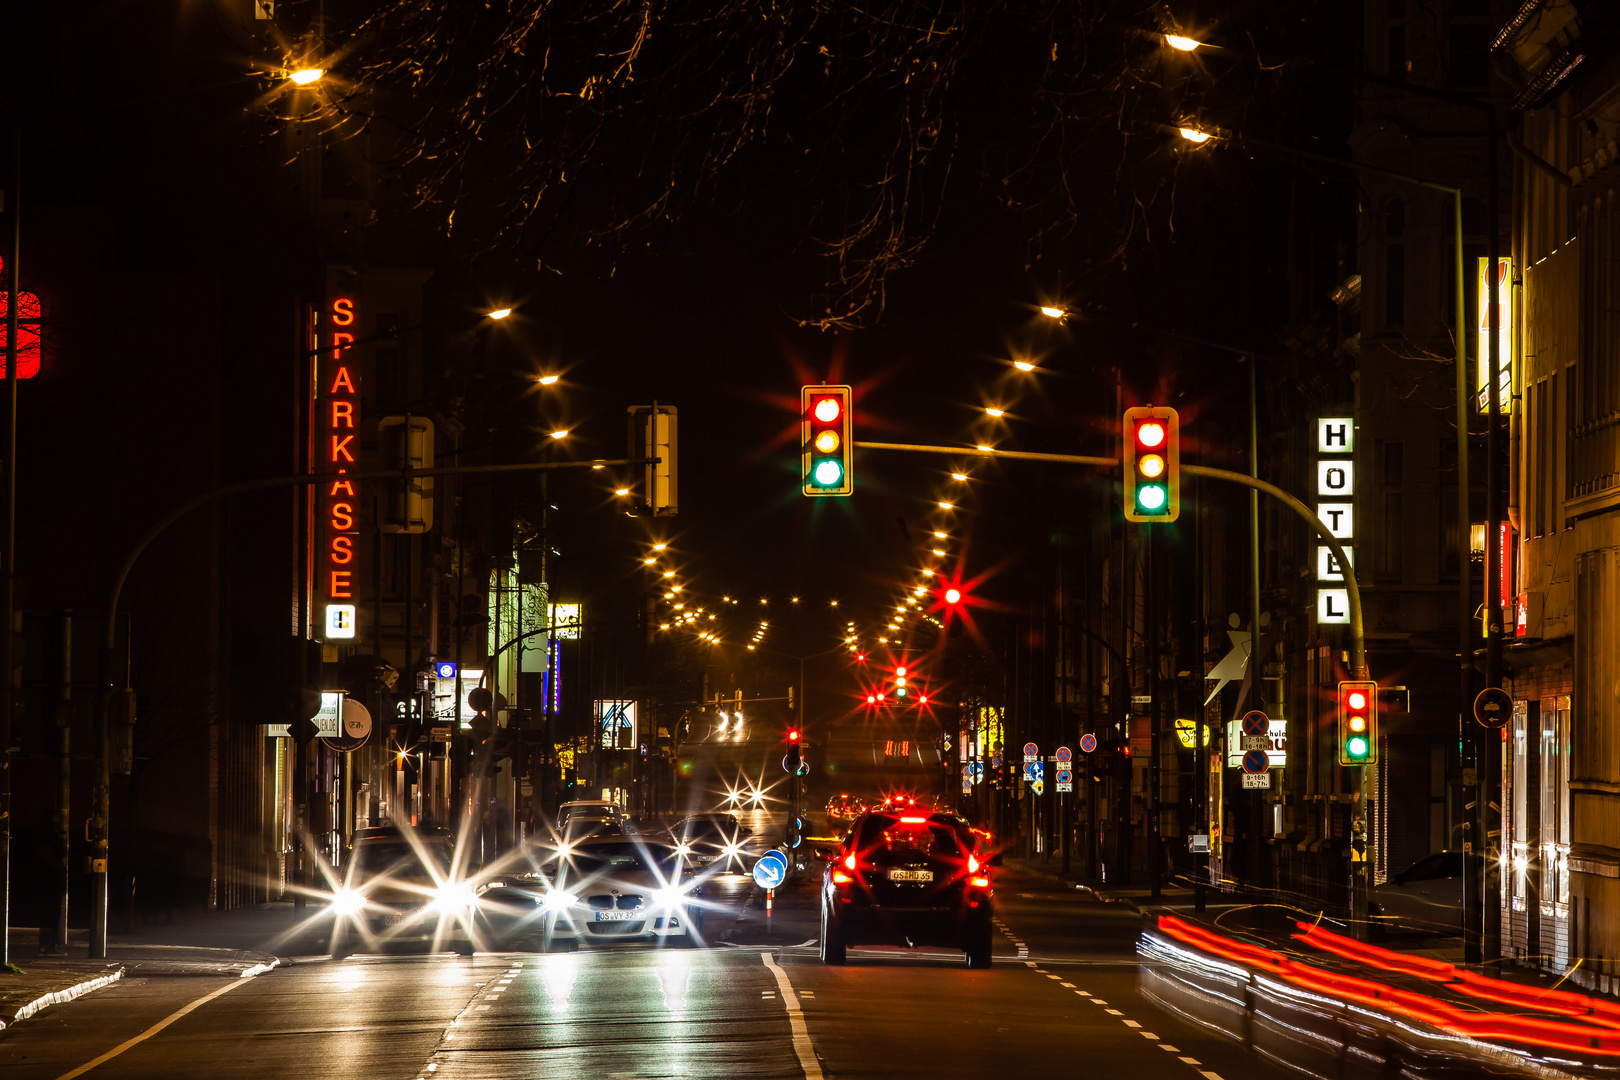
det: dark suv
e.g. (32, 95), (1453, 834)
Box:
(818, 810), (996, 968)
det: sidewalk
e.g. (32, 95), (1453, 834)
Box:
(1, 909), (296, 1034)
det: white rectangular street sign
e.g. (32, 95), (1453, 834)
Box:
(1316, 545), (1353, 582)
(1242, 773), (1272, 789)
(1317, 460), (1355, 497)
(1316, 502), (1354, 539)
(1318, 417), (1354, 453)
(1317, 588), (1352, 624)
(1241, 736), (1270, 752)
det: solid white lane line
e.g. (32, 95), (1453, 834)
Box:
(763, 952), (825, 1080)
(53, 977), (255, 1080)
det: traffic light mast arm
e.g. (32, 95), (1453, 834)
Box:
(1180, 464), (1364, 679)
(848, 442), (1365, 678)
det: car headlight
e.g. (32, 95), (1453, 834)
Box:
(331, 888), (366, 916)
(541, 890), (578, 912)
(433, 881), (478, 912)
(723, 844), (743, 859)
(675, 843), (692, 858)
(652, 886), (689, 909)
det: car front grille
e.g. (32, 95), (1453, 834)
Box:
(586, 894), (645, 910)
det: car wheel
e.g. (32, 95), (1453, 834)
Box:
(330, 925), (353, 961)
(453, 937), (475, 957)
(964, 922), (992, 969)
(819, 900), (846, 965)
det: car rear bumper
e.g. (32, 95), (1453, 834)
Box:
(831, 904), (989, 947)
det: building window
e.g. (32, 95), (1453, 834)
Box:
(1377, 441), (1404, 578)
(375, 313), (402, 410)
(1384, 200), (1405, 328)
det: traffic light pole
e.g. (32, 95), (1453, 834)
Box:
(853, 440), (1371, 932)
(84, 455), (654, 958)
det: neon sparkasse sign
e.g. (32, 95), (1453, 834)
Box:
(324, 296), (359, 638)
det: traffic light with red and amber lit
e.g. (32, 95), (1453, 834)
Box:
(801, 385), (853, 496)
(1337, 680), (1378, 765)
(1123, 406), (1180, 522)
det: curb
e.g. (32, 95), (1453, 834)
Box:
(0, 968), (125, 1031)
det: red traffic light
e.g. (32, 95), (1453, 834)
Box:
(788, 729), (801, 742)
(1136, 420), (1166, 448)
(944, 588), (962, 605)
(813, 397), (842, 422)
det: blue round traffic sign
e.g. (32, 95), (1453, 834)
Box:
(753, 849), (788, 890)
(1079, 733), (1097, 754)
(1022, 741), (1039, 760)
(1241, 748), (1270, 774)
(1055, 746), (1072, 763)
(1241, 710), (1269, 737)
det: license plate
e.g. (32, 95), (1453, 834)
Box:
(888, 869), (934, 883)
(595, 909), (635, 921)
(383, 913), (410, 926)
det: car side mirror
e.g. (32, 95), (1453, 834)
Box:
(813, 844), (840, 862)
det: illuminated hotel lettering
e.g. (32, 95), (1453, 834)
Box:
(325, 297), (360, 626)
(1315, 416), (1354, 625)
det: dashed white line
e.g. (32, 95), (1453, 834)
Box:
(1159, 1045), (1180, 1052)
(1104, 1008), (1123, 1015)
(1199, 1072), (1225, 1080)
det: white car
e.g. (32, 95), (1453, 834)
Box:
(521, 836), (709, 949)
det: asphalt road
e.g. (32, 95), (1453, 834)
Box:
(0, 872), (1302, 1080)
(0, 726), (1299, 1079)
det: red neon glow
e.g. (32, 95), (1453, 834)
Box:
(322, 297), (361, 610)
(0, 291), (42, 379)
(1157, 915), (1620, 1058)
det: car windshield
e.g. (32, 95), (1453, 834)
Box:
(677, 821), (734, 842)
(852, 815), (965, 860)
(354, 841), (453, 883)
(553, 842), (681, 876)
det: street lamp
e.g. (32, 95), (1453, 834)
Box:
(1165, 34), (1202, 51)
(538, 374), (559, 385)
(287, 68), (326, 85)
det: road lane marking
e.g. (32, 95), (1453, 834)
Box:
(1199, 1073), (1225, 1080)
(762, 952), (824, 1080)
(1122, 1019), (1141, 1028)
(1105, 1008), (1123, 1014)
(1159, 1045), (1179, 1052)
(53, 976), (254, 1080)
(1059, 982), (1075, 987)
(1179, 1059), (1201, 1065)
(1139, 1032), (1159, 1039)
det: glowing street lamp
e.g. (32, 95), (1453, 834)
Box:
(487, 307), (513, 320)
(1165, 34), (1202, 51)
(287, 68), (326, 85)
(1179, 126), (1213, 144)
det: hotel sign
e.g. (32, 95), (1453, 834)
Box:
(1316, 417), (1354, 625)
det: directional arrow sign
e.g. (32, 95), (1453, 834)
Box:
(752, 849), (788, 890)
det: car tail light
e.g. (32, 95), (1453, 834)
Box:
(900, 816), (927, 824)
(967, 854), (980, 873)
(969, 876), (990, 888)
(831, 869), (853, 884)
(843, 853), (857, 871)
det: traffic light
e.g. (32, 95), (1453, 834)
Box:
(801, 385), (853, 496)
(1337, 680), (1378, 765)
(1123, 406), (1180, 523)
(787, 728), (802, 774)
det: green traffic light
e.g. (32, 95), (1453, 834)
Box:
(1136, 483), (1167, 512)
(813, 460), (843, 486)
(1346, 735), (1368, 758)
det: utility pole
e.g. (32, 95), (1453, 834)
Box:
(0, 122), (18, 969)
